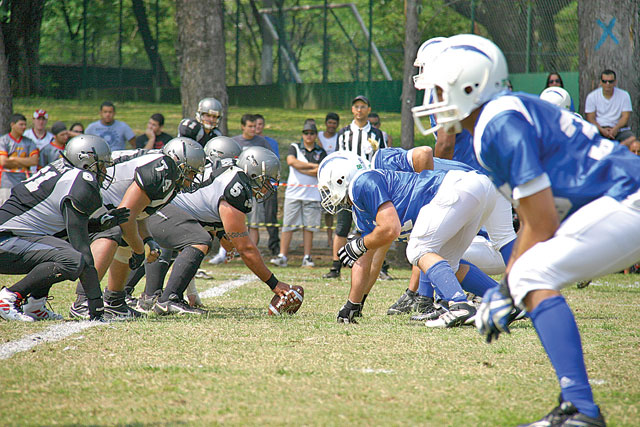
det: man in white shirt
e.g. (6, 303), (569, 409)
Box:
(585, 69), (636, 146)
(24, 109), (54, 150)
(317, 112), (339, 155)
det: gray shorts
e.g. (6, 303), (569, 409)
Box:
(247, 197), (266, 229)
(147, 204), (212, 251)
(282, 198), (321, 232)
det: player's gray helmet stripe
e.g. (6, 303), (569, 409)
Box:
(162, 137), (206, 193)
(236, 146), (281, 202)
(63, 134), (114, 188)
(204, 136), (242, 162)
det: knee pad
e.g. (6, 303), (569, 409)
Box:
(113, 246), (132, 264)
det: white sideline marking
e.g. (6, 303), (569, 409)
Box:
(199, 275), (254, 298)
(0, 321), (105, 360)
(0, 276), (254, 360)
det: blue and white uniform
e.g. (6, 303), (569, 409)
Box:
(474, 92), (640, 304)
(349, 168), (498, 271)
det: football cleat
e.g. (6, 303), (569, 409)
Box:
(301, 255), (315, 267)
(153, 294), (206, 315)
(270, 254), (288, 267)
(378, 270), (394, 281)
(387, 289), (417, 315)
(69, 297), (90, 320)
(323, 268), (340, 279)
(104, 300), (144, 320)
(517, 398), (606, 427)
(22, 296), (64, 321)
(411, 299), (447, 321)
(194, 269), (213, 279)
(135, 293), (159, 314)
(125, 292), (138, 309)
(208, 253), (226, 265)
(0, 288), (35, 322)
(425, 301), (476, 328)
(576, 280), (592, 289)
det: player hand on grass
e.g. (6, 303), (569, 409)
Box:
(476, 277), (514, 343)
(337, 300), (361, 324)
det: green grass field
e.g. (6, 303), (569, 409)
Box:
(1, 98), (639, 425)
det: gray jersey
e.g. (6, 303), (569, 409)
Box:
(101, 151), (180, 219)
(0, 159), (102, 236)
(171, 164), (253, 233)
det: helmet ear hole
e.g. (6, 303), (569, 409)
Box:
(464, 86), (473, 94)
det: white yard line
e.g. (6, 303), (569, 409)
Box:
(0, 275), (254, 360)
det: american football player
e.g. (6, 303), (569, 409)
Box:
(177, 97), (224, 147)
(413, 33), (640, 426)
(0, 135), (124, 322)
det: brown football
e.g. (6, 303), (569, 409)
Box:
(268, 285), (304, 315)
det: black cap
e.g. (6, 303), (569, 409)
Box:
(51, 121), (67, 135)
(302, 122), (318, 133)
(352, 95), (370, 106)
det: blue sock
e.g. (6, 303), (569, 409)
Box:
(425, 260), (466, 302)
(529, 296), (600, 418)
(459, 260), (499, 296)
(499, 238), (515, 264)
(417, 271), (435, 298)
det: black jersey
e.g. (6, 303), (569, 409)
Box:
(171, 164), (253, 232)
(177, 118), (223, 147)
(0, 159), (102, 236)
(101, 151), (180, 218)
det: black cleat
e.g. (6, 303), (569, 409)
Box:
(152, 294), (206, 316)
(69, 297), (90, 320)
(411, 299), (446, 321)
(517, 398), (606, 427)
(387, 289), (417, 315)
(424, 301), (476, 328)
(135, 293), (158, 314)
(104, 300), (143, 320)
(323, 268), (340, 279)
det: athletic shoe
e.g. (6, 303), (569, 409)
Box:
(323, 268), (340, 279)
(104, 299), (143, 321)
(411, 299), (446, 321)
(378, 270), (394, 280)
(136, 293), (158, 314)
(153, 294), (206, 315)
(195, 269), (213, 279)
(208, 253), (226, 265)
(125, 293), (138, 308)
(412, 295), (435, 313)
(22, 296), (64, 321)
(387, 289), (417, 315)
(69, 297), (90, 320)
(0, 288), (34, 322)
(576, 280), (592, 289)
(424, 301), (476, 328)
(270, 254), (288, 267)
(301, 255), (315, 267)
(517, 399), (606, 427)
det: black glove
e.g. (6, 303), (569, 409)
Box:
(100, 207), (130, 230)
(178, 118), (204, 142)
(88, 298), (105, 321)
(143, 237), (161, 256)
(337, 300), (362, 324)
(128, 251), (145, 270)
(338, 237), (367, 268)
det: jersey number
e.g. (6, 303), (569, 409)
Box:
(229, 182), (244, 197)
(24, 170), (57, 192)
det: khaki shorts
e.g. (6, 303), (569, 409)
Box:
(282, 198), (321, 232)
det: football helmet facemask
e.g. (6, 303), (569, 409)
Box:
(236, 146), (280, 202)
(162, 137), (206, 193)
(195, 97), (223, 130)
(317, 151), (369, 215)
(63, 134), (114, 189)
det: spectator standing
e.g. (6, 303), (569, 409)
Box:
(85, 101), (135, 150)
(135, 113), (173, 149)
(324, 95), (385, 279)
(255, 114), (281, 256)
(232, 114), (274, 245)
(270, 121), (327, 268)
(368, 112), (392, 147)
(0, 113), (39, 204)
(585, 69), (636, 146)
(24, 109), (54, 150)
(39, 121), (69, 168)
(317, 112), (340, 247)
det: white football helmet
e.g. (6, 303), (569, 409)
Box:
(412, 34), (509, 135)
(317, 151), (369, 215)
(413, 37), (447, 90)
(540, 87), (571, 110)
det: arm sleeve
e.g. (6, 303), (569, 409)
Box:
(584, 92), (596, 114)
(623, 91), (633, 112)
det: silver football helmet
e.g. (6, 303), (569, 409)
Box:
(204, 136), (242, 164)
(162, 137), (206, 193)
(195, 97), (223, 130)
(236, 146), (280, 202)
(63, 134), (114, 188)
(317, 151), (369, 215)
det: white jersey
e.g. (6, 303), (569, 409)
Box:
(0, 159), (102, 236)
(24, 129), (54, 150)
(172, 164), (253, 233)
(101, 150), (180, 219)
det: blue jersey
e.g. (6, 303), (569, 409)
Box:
(349, 169), (446, 240)
(373, 147), (474, 173)
(434, 157), (475, 173)
(474, 92), (640, 220)
(429, 114), (487, 173)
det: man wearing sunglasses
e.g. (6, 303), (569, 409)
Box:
(585, 69), (636, 146)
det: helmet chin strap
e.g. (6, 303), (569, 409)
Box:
(443, 121), (462, 134)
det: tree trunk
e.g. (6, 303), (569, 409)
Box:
(176, 0), (228, 134)
(5, 0), (45, 96)
(400, 0), (421, 150)
(131, 0), (172, 87)
(252, 0), (274, 84)
(579, 0), (639, 134)
(0, 25), (13, 134)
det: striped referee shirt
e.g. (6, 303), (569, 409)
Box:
(336, 120), (386, 161)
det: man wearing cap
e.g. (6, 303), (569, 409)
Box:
(324, 95), (386, 279)
(270, 120), (327, 268)
(24, 109), (54, 150)
(38, 121), (69, 169)
(86, 101), (136, 150)
(0, 114), (39, 204)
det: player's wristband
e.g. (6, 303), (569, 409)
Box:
(143, 237), (154, 245)
(265, 273), (279, 290)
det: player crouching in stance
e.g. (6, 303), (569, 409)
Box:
(318, 151), (502, 327)
(413, 34), (639, 426)
(0, 135), (126, 322)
